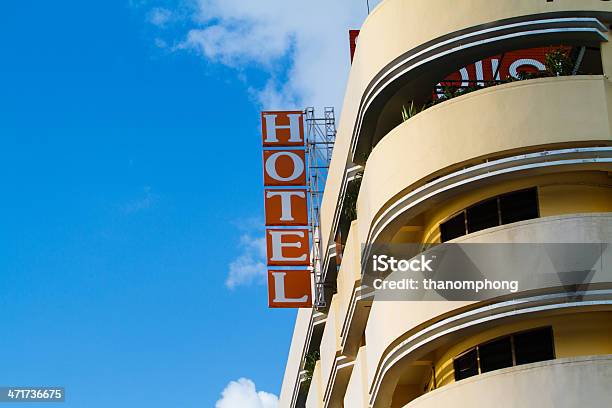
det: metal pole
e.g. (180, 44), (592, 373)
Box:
(305, 107), (336, 309)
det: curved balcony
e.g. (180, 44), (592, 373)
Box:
(319, 254), (360, 407)
(363, 213), (612, 407)
(305, 361), (323, 408)
(318, 2), (611, 305)
(344, 346), (368, 408)
(403, 355), (612, 408)
(357, 76), (612, 248)
(279, 308), (327, 408)
(348, 0), (611, 162)
(354, 0), (611, 92)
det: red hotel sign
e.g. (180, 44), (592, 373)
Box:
(262, 111), (312, 308)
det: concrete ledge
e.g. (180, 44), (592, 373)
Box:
(405, 355), (612, 408)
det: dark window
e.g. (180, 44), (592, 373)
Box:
(453, 327), (555, 382)
(499, 188), (539, 224)
(514, 327), (554, 365)
(440, 188), (540, 241)
(574, 46), (603, 75)
(453, 348), (478, 381)
(466, 198), (499, 233)
(440, 212), (466, 242)
(478, 336), (513, 373)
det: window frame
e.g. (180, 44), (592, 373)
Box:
(498, 187), (541, 225)
(453, 347), (480, 381)
(452, 326), (555, 382)
(513, 326), (555, 366)
(440, 187), (539, 242)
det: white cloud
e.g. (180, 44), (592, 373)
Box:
(181, 23), (291, 69)
(168, 0), (381, 110)
(154, 37), (168, 48)
(148, 7), (173, 27)
(226, 234), (267, 289)
(216, 378), (278, 408)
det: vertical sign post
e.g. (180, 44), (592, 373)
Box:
(262, 111), (312, 308)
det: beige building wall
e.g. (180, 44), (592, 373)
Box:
(403, 356), (612, 408)
(305, 361), (323, 408)
(321, 0), (612, 253)
(280, 0), (612, 407)
(279, 308), (312, 408)
(319, 296), (341, 400)
(344, 346), (369, 408)
(358, 76), (612, 246)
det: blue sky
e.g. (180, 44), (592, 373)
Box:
(0, 1), (375, 406)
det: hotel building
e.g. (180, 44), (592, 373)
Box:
(279, 1), (612, 407)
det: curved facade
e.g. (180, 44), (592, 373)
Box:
(279, 1), (612, 407)
(404, 355), (612, 408)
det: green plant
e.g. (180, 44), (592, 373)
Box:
(461, 84), (484, 94)
(301, 350), (320, 392)
(436, 83), (483, 102)
(515, 70), (552, 80)
(401, 101), (417, 122)
(545, 47), (573, 76)
(334, 172), (364, 242)
(341, 172), (363, 224)
(402, 100), (433, 123)
(357, 149), (371, 164)
(440, 85), (458, 100)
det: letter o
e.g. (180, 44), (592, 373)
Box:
(509, 58), (545, 78)
(265, 151), (305, 183)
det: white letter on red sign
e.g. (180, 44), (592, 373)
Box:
(262, 112), (304, 146)
(266, 190), (306, 222)
(271, 272), (308, 303)
(263, 150), (306, 186)
(266, 228), (310, 265)
(267, 269), (312, 308)
(509, 58), (545, 79)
